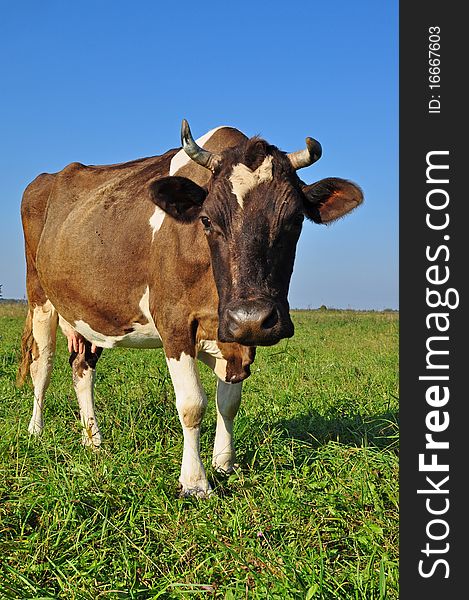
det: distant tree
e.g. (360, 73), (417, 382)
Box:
(0, 284), (2, 299)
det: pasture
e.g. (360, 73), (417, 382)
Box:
(0, 302), (399, 599)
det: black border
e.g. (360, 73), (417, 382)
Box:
(400, 4), (465, 596)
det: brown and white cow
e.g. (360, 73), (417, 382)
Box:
(17, 120), (363, 497)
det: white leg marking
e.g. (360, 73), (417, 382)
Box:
(73, 366), (102, 448)
(229, 155), (273, 208)
(166, 353), (211, 497)
(197, 344), (242, 474)
(28, 301), (57, 436)
(212, 380), (242, 474)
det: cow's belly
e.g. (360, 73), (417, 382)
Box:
(74, 318), (163, 349)
(59, 313), (163, 349)
(56, 286), (164, 350)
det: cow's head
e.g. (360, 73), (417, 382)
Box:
(149, 120), (363, 346)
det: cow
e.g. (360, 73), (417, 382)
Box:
(17, 120), (363, 497)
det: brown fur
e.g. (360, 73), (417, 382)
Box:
(33, 153), (176, 336)
(219, 342), (256, 383)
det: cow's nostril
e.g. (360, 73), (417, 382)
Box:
(226, 309), (243, 337)
(261, 307), (278, 330)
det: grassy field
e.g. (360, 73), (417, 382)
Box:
(0, 303), (399, 599)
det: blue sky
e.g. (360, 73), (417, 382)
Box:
(0, 0), (398, 309)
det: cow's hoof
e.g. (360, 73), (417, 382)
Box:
(177, 482), (213, 499)
(81, 430), (102, 450)
(212, 462), (239, 476)
(28, 419), (43, 436)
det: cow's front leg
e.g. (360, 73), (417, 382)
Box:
(165, 353), (211, 498)
(212, 379), (242, 474)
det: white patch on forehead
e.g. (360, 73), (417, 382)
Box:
(72, 287), (163, 349)
(169, 126), (227, 175)
(229, 155), (273, 208)
(149, 205), (166, 241)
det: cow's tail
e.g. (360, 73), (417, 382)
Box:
(16, 308), (35, 387)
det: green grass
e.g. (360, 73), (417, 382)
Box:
(0, 303), (399, 599)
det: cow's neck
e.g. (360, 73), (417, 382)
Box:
(149, 218), (220, 352)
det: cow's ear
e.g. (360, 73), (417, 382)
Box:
(301, 177), (363, 224)
(148, 176), (207, 222)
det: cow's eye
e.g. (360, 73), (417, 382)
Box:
(293, 213), (304, 226)
(285, 214), (304, 232)
(200, 216), (212, 231)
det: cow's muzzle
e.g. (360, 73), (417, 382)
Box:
(218, 300), (294, 346)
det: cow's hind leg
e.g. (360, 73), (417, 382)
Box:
(28, 301), (58, 435)
(69, 341), (103, 448)
(166, 353), (210, 498)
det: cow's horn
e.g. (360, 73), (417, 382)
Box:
(287, 137), (322, 170)
(181, 119), (219, 171)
